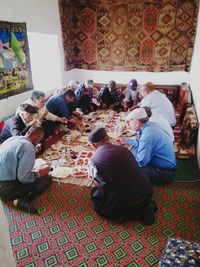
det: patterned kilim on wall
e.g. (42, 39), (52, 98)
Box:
(4, 182), (200, 266)
(59, 0), (199, 72)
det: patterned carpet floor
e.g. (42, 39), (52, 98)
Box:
(4, 181), (200, 267)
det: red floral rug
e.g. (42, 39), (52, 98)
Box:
(4, 182), (200, 267)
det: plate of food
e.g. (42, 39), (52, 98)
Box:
(51, 140), (69, 151)
(75, 158), (88, 166)
(43, 150), (61, 161)
(51, 166), (72, 178)
(72, 167), (88, 178)
(85, 142), (94, 149)
(78, 136), (89, 143)
(78, 150), (93, 158)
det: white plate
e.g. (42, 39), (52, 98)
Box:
(79, 136), (88, 143)
(43, 150), (61, 160)
(32, 158), (48, 172)
(51, 167), (72, 178)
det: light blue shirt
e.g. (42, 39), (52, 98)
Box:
(126, 121), (176, 168)
(0, 136), (39, 183)
(139, 90), (176, 126)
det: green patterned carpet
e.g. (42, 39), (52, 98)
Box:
(4, 182), (200, 267)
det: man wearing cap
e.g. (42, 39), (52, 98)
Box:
(88, 127), (157, 225)
(122, 79), (140, 110)
(75, 79), (100, 114)
(124, 108), (177, 185)
(0, 103), (38, 144)
(137, 82), (176, 127)
(97, 80), (123, 110)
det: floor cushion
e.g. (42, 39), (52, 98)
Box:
(158, 237), (200, 267)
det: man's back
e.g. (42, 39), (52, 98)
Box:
(91, 143), (153, 203)
(0, 136), (36, 183)
(134, 121), (176, 169)
(140, 90), (176, 126)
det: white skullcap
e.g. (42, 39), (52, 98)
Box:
(125, 108), (148, 121)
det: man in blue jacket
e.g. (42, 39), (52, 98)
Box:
(125, 108), (177, 185)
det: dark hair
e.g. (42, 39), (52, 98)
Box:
(31, 90), (45, 101)
(19, 103), (38, 114)
(63, 89), (75, 98)
(143, 106), (152, 117)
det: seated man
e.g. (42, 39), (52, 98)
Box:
(75, 79), (100, 114)
(0, 103), (38, 144)
(46, 89), (82, 128)
(125, 108), (177, 185)
(138, 82), (176, 127)
(88, 127), (157, 225)
(122, 79), (140, 110)
(0, 127), (52, 214)
(143, 106), (174, 142)
(67, 80), (79, 91)
(97, 80), (123, 110)
(16, 90), (67, 137)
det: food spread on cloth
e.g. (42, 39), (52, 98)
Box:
(40, 109), (133, 187)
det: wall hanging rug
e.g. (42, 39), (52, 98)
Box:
(0, 21), (33, 100)
(4, 181), (199, 266)
(59, 0), (199, 72)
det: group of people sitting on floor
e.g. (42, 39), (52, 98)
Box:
(0, 79), (177, 225)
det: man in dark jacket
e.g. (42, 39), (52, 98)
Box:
(46, 89), (82, 128)
(0, 103), (38, 144)
(88, 127), (157, 225)
(97, 80), (123, 110)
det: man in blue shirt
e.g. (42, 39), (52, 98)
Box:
(125, 108), (177, 185)
(0, 127), (52, 214)
(46, 89), (82, 128)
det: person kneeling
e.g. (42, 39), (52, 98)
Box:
(0, 127), (52, 214)
(88, 127), (157, 225)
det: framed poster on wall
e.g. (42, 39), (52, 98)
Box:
(0, 21), (33, 100)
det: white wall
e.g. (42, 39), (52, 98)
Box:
(64, 69), (189, 86)
(0, 0), (68, 119)
(189, 8), (200, 168)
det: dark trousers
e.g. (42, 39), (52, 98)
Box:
(0, 176), (52, 202)
(41, 120), (58, 138)
(91, 187), (153, 223)
(142, 165), (176, 185)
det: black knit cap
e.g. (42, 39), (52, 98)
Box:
(88, 127), (107, 143)
(19, 104), (38, 114)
